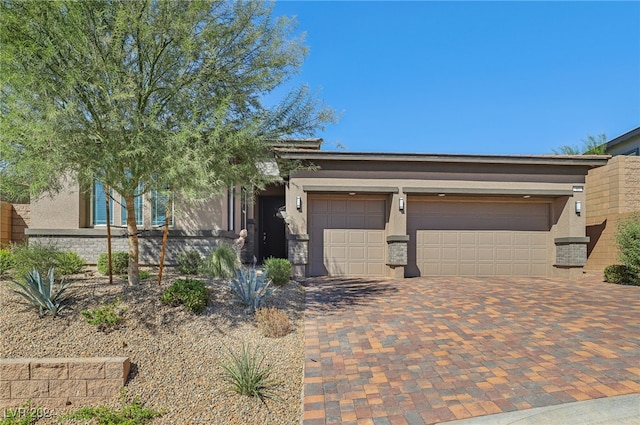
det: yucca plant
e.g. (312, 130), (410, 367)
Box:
(220, 343), (279, 401)
(229, 266), (274, 313)
(9, 268), (73, 317)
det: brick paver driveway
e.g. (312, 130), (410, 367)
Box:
(302, 276), (640, 425)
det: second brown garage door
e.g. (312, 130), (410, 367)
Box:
(309, 196), (386, 277)
(407, 199), (551, 277)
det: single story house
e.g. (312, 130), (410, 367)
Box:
(27, 141), (608, 279)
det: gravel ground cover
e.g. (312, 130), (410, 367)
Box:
(0, 268), (305, 424)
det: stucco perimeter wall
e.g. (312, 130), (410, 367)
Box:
(26, 229), (237, 265)
(0, 357), (129, 409)
(585, 156), (640, 271)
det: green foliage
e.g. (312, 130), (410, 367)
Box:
(553, 134), (607, 155)
(0, 401), (40, 425)
(603, 264), (638, 285)
(97, 252), (130, 275)
(616, 214), (640, 277)
(0, 248), (15, 275)
(263, 257), (292, 286)
(160, 279), (208, 314)
(138, 270), (152, 280)
(10, 244), (85, 279)
(11, 243), (60, 279)
(203, 244), (238, 279)
(55, 251), (86, 275)
(220, 343), (279, 401)
(82, 300), (127, 332)
(229, 267), (274, 314)
(59, 396), (160, 425)
(176, 250), (203, 275)
(8, 268), (73, 317)
(255, 307), (292, 338)
(1, 0), (335, 284)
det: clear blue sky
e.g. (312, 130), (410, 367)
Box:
(272, 0), (640, 155)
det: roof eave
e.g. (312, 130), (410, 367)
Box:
(278, 150), (610, 168)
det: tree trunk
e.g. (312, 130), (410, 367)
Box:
(105, 185), (113, 285)
(157, 196), (173, 285)
(124, 194), (140, 285)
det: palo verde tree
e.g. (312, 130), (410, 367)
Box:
(552, 134), (608, 155)
(1, 0), (334, 285)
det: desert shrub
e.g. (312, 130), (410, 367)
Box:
(60, 396), (160, 424)
(1, 401), (41, 424)
(263, 257), (291, 286)
(0, 248), (15, 274)
(81, 300), (127, 332)
(220, 343), (279, 401)
(138, 270), (152, 280)
(11, 243), (60, 278)
(616, 214), (640, 277)
(255, 307), (292, 338)
(604, 264), (638, 285)
(203, 244), (238, 279)
(229, 267), (274, 314)
(56, 251), (85, 275)
(176, 250), (203, 275)
(160, 278), (208, 313)
(97, 251), (129, 275)
(8, 268), (73, 317)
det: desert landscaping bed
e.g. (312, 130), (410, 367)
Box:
(0, 268), (305, 424)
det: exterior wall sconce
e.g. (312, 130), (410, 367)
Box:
(296, 196), (302, 211)
(575, 201), (582, 216)
(399, 197), (405, 212)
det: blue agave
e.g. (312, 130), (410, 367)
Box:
(228, 267), (274, 313)
(9, 268), (72, 317)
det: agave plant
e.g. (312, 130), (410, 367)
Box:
(228, 266), (274, 313)
(9, 268), (73, 317)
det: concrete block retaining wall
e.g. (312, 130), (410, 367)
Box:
(25, 229), (237, 265)
(0, 357), (130, 409)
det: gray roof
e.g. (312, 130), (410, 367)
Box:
(606, 126), (640, 150)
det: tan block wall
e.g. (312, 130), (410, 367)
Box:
(11, 203), (30, 244)
(0, 202), (10, 247)
(0, 357), (130, 409)
(585, 156), (640, 271)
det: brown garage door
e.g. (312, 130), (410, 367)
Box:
(309, 196), (386, 276)
(407, 199), (551, 277)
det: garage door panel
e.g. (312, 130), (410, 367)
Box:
(460, 247), (477, 260)
(310, 198), (386, 277)
(348, 231), (366, 244)
(478, 248), (494, 261)
(478, 233), (494, 245)
(350, 246), (366, 260)
(441, 247), (458, 259)
(495, 233), (513, 245)
(408, 200), (550, 277)
(442, 233), (459, 244)
(531, 248), (547, 261)
(330, 215), (347, 228)
(496, 249), (513, 261)
(495, 263), (512, 275)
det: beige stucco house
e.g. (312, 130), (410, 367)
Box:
(27, 140), (608, 279)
